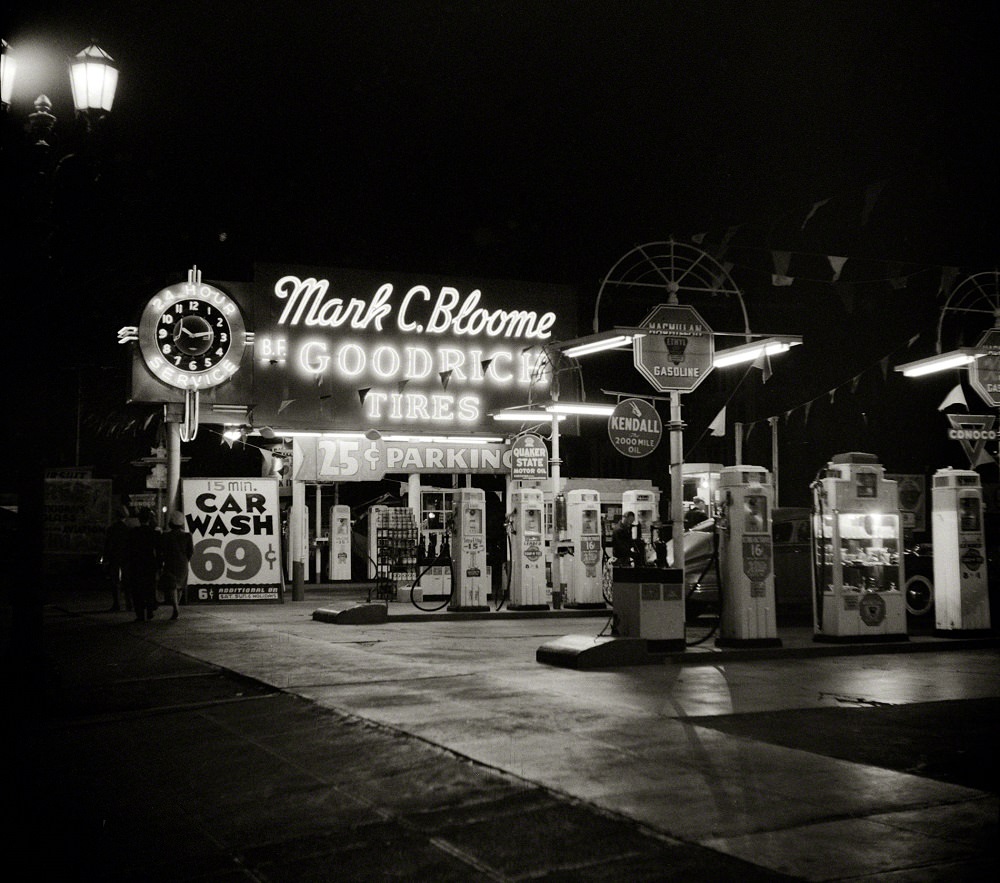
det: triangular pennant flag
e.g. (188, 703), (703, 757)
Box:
(480, 358), (494, 375)
(222, 433), (235, 449)
(829, 388), (837, 404)
(710, 261), (735, 293)
(861, 180), (885, 226)
(850, 374), (861, 394)
(974, 446), (996, 469)
(709, 407), (726, 437)
(801, 197), (831, 229)
(753, 351), (772, 383)
(938, 384), (968, 411)
(277, 399), (294, 415)
(827, 255), (848, 282)
(745, 422), (755, 442)
(938, 266), (959, 299)
(716, 225), (741, 260)
(439, 370), (452, 391)
(315, 373), (323, 387)
(358, 387), (371, 405)
(803, 401), (813, 425)
(691, 232), (706, 244)
(771, 250), (793, 286)
(143, 412), (158, 430)
(397, 379), (409, 395)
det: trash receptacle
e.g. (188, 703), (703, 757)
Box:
(612, 566), (684, 649)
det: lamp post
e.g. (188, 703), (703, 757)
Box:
(2, 36), (120, 713)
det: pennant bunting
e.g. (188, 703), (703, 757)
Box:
(396, 379), (409, 395)
(709, 407), (726, 437)
(480, 359), (494, 375)
(829, 389), (837, 404)
(277, 399), (294, 415)
(938, 384), (968, 411)
(691, 232), (706, 244)
(803, 401), (812, 425)
(801, 197), (831, 229)
(850, 374), (861, 394)
(772, 274), (795, 287)
(439, 370), (452, 390)
(716, 224), (741, 260)
(753, 350), (772, 383)
(827, 255), (848, 282)
(358, 387), (371, 405)
(938, 266), (959, 299)
(771, 250), (793, 286)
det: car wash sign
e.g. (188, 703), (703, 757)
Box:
(182, 478), (283, 602)
(250, 266), (577, 433)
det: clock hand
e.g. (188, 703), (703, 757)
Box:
(190, 330), (214, 338)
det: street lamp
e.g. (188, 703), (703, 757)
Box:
(68, 42), (119, 123)
(0, 39), (15, 108)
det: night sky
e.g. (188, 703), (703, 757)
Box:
(5, 1), (999, 502)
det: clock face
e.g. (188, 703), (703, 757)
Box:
(138, 283), (247, 390)
(156, 301), (232, 371)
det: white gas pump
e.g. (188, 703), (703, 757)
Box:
(449, 487), (488, 611)
(931, 468), (992, 633)
(564, 489), (604, 607)
(622, 489), (657, 566)
(507, 487), (548, 609)
(327, 504), (351, 581)
(717, 466), (781, 647)
(811, 453), (907, 641)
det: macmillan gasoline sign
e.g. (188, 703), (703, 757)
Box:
(510, 433), (549, 480)
(182, 478), (283, 602)
(608, 398), (662, 458)
(633, 304), (713, 393)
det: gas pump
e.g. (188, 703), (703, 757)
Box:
(449, 487), (488, 611)
(717, 466), (781, 647)
(931, 468), (992, 633)
(564, 489), (604, 607)
(811, 453), (907, 641)
(327, 504), (351, 581)
(507, 487), (548, 609)
(622, 489), (657, 566)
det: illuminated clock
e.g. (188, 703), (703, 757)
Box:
(138, 281), (247, 390)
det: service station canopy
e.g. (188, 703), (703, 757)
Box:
(632, 304), (714, 392)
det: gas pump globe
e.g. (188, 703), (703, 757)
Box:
(717, 466), (781, 647)
(449, 487), (488, 611)
(508, 487), (548, 609)
(811, 453), (907, 641)
(931, 468), (992, 633)
(564, 489), (605, 607)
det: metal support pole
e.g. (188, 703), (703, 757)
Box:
(291, 479), (305, 600)
(769, 416), (779, 506)
(549, 414), (562, 602)
(669, 392), (685, 580)
(166, 418), (181, 526)
(735, 421), (743, 465)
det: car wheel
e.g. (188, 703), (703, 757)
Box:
(904, 574), (934, 617)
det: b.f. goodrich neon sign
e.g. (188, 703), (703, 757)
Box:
(251, 269), (574, 432)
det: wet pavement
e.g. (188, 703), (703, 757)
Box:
(8, 584), (999, 881)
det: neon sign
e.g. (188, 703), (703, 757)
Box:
(249, 270), (571, 431)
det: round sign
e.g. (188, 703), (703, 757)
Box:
(633, 303), (714, 392)
(608, 398), (662, 458)
(858, 592), (887, 626)
(138, 281), (247, 390)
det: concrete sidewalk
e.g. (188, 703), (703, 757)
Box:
(11, 586), (999, 881)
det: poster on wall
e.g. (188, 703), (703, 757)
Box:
(182, 478), (283, 602)
(43, 478), (112, 564)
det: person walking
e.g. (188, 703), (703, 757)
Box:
(125, 508), (160, 621)
(102, 505), (133, 612)
(158, 511), (193, 620)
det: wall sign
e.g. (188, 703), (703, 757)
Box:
(182, 478), (283, 602)
(294, 436), (513, 481)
